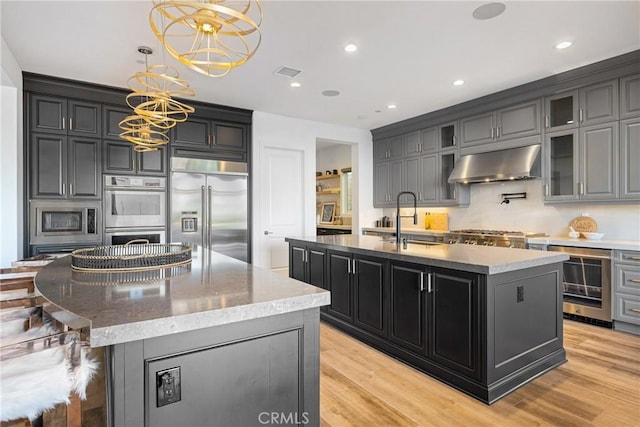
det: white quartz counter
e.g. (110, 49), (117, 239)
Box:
(527, 236), (640, 251)
(286, 235), (568, 275)
(34, 248), (330, 347)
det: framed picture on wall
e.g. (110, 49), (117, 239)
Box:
(320, 202), (336, 224)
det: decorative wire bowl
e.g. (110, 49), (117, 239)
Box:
(71, 241), (192, 272)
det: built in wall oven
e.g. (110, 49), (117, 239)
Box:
(29, 200), (102, 245)
(104, 229), (166, 245)
(104, 175), (166, 229)
(548, 245), (612, 324)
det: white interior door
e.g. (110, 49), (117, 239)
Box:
(257, 147), (304, 271)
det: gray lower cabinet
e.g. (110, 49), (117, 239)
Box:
(620, 118), (640, 199)
(111, 310), (320, 427)
(290, 239), (566, 404)
(620, 74), (640, 119)
(461, 99), (541, 147)
(612, 250), (640, 333)
(30, 133), (101, 199)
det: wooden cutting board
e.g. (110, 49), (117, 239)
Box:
(570, 216), (597, 233)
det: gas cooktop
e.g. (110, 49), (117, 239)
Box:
(449, 229), (546, 238)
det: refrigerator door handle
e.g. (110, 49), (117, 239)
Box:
(208, 185), (213, 249)
(201, 185), (207, 248)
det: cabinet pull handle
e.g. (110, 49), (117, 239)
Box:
(211, 133), (216, 145)
(630, 308), (640, 313)
(352, 259), (357, 275)
(418, 143), (422, 152)
(427, 272), (432, 293)
(628, 256), (640, 261)
(452, 135), (456, 146)
(496, 126), (500, 138)
(545, 184), (549, 196)
(545, 115), (550, 128)
(69, 118), (73, 130)
(61, 183), (65, 196)
(630, 279), (640, 283)
(418, 191), (422, 201)
(579, 182), (584, 195)
(420, 271), (425, 291)
(304, 250), (308, 263)
(138, 157), (142, 172)
(347, 259), (351, 274)
(62, 117), (65, 130)
(579, 108), (584, 123)
(490, 127), (494, 139)
(69, 184), (73, 195)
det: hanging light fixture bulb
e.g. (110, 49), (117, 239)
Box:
(150, 0), (263, 78)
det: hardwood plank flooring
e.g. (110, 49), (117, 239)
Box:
(319, 320), (640, 426)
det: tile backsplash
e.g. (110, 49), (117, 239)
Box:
(388, 180), (640, 241)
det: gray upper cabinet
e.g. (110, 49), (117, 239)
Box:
(173, 118), (246, 152)
(543, 123), (619, 202)
(579, 80), (619, 126)
(620, 118), (640, 199)
(374, 136), (403, 162)
(403, 131), (422, 157)
(461, 100), (541, 146)
(30, 94), (101, 137)
(404, 128), (440, 158)
(30, 133), (101, 199)
(374, 160), (402, 206)
(579, 122), (618, 200)
(103, 139), (167, 176)
(404, 154), (438, 204)
(544, 80), (619, 131)
(439, 123), (458, 149)
(620, 74), (640, 119)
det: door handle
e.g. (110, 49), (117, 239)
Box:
(630, 308), (640, 313)
(579, 108), (584, 123)
(347, 259), (351, 274)
(629, 279), (640, 284)
(496, 126), (500, 138)
(264, 230), (274, 235)
(427, 272), (433, 293)
(545, 115), (550, 128)
(352, 259), (357, 275)
(208, 186), (213, 247)
(419, 271), (425, 292)
(69, 118), (73, 131)
(201, 186), (207, 247)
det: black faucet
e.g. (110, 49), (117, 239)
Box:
(396, 191), (418, 244)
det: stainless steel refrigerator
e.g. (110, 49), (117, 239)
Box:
(170, 157), (248, 262)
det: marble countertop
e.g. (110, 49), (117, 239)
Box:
(286, 235), (568, 275)
(527, 236), (640, 251)
(34, 247), (330, 347)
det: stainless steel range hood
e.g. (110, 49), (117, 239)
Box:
(448, 144), (541, 184)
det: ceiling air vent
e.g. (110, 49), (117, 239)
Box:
(273, 66), (302, 79)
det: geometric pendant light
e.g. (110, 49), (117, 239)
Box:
(149, 0), (263, 78)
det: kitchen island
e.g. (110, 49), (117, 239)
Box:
(35, 247), (330, 427)
(286, 235), (569, 404)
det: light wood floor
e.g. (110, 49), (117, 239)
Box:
(319, 320), (640, 427)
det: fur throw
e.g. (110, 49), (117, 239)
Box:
(0, 343), (99, 421)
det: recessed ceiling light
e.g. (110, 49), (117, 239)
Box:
(322, 90), (340, 97)
(453, 80), (465, 86)
(387, 104), (397, 109)
(290, 82), (301, 88)
(472, 3), (506, 20)
(555, 41), (572, 50)
(344, 43), (358, 53)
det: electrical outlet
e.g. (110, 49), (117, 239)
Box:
(156, 367), (181, 407)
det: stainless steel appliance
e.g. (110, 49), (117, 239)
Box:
(448, 144), (541, 184)
(104, 175), (166, 229)
(548, 245), (612, 323)
(29, 200), (102, 245)
(170, 157), (248, 262)
(445, 229), (546, 249)
(104, 228), (166, 245)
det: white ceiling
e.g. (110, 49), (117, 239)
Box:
(2, 1), (639, 130)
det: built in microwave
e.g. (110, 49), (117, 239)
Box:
(29, 200), (102, 245)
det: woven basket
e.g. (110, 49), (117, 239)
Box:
(71, 242), (192, 272)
